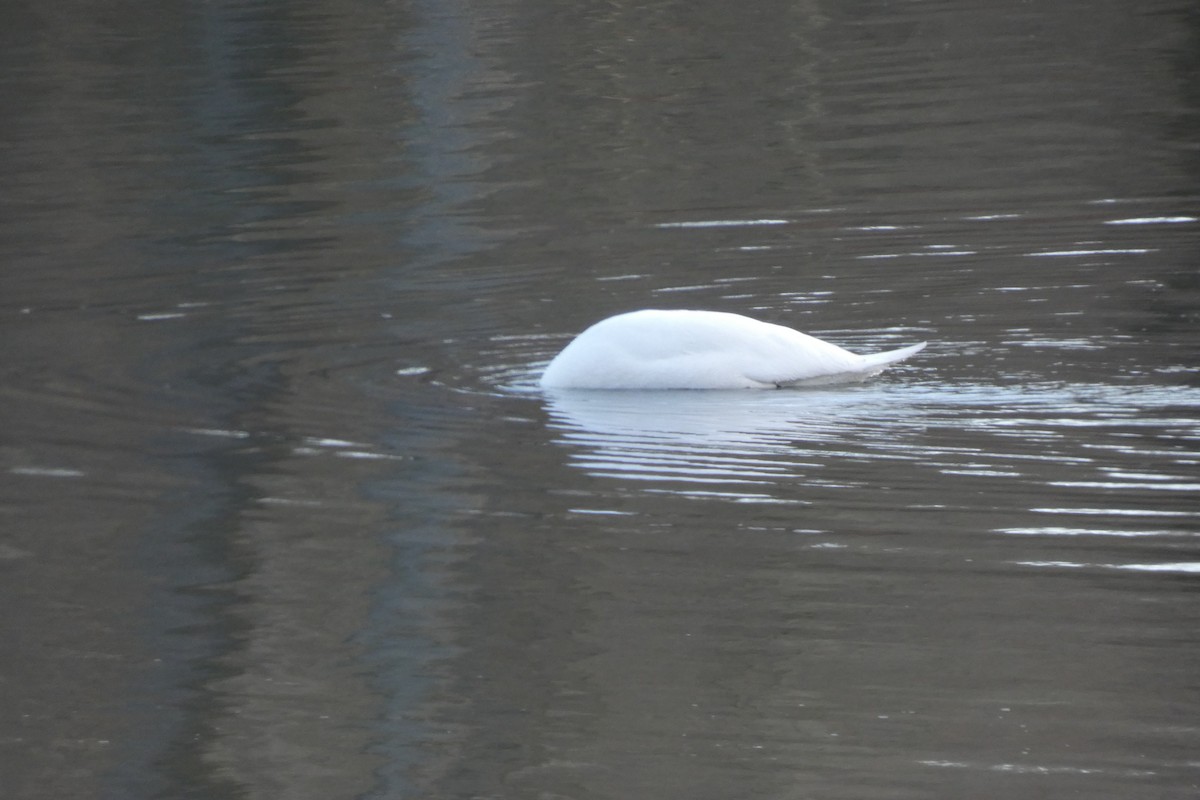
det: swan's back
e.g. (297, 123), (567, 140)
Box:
(540, 309), (926, 389)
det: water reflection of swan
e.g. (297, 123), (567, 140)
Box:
(540, 310), (926, 389)
(542, 388), (908, 494)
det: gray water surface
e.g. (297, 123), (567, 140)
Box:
(2, 1), (1198, 799)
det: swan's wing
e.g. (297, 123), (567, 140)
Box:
(737, 323), (872, 385)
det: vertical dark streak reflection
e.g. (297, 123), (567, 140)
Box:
(355, 0), (523, 795)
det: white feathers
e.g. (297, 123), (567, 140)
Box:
(540, 309), (926, 390)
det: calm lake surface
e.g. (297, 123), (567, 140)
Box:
(2, 1), (1198, 798)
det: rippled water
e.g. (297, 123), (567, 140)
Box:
(2, 0), (1199, 798)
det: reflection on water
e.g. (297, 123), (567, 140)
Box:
(2, 0), (1199, 798)
(544, 385), (923, 495)
(546, 380), (1199, 488)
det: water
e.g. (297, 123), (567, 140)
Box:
(1, 0), (1198, 798)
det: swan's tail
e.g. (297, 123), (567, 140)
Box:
(857, 341), (927, 372)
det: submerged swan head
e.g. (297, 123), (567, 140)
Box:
(540, 309), (926, 390)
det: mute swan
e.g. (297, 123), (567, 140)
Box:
(540, 309), (926, 389)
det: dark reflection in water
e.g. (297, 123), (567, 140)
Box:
(1, 0), (1198, 799)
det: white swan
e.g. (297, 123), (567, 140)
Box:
(540, 309), (926, 389)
